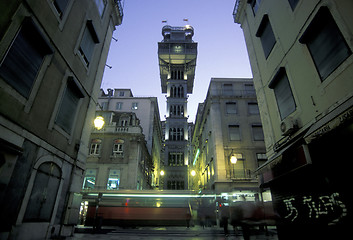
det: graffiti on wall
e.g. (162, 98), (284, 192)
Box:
(281, 192), (347, 224)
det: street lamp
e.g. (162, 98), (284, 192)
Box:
(94, 116), (105, 130)
(230, 155), (237, 164)
(160, 170), (165, 176)
(191, 170), (196, 176)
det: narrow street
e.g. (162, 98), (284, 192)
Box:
(67, 226), (278, 240)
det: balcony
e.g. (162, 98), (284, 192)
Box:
(113, 0), (124, 26)
(226, 168), (254, 180)
(93, 124), (142, 134)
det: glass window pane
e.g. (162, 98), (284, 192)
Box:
(107, 169), (120, 190)
(229, 125), (240, 141)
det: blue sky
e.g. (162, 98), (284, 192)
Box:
(101, 0), (252, 122)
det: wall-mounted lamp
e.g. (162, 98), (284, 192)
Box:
(94, 116), (105, 130)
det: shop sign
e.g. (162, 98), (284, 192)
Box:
(306, 106), (353, 143)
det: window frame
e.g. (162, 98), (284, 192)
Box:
(299, 7), (352, 81)
(0, 17), (53, 112)
(229, 125), (241, 141)
(49, 71), (85, 142)
(269, 67), (296, 120)
(77, 20), (100, 67)
(256, 15), (276, 59)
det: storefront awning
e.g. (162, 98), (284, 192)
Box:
(304, 97), (353, 144)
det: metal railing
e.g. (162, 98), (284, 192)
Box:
(226, 168), (253, 180)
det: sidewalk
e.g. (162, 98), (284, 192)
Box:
(68, 225), (278, 239)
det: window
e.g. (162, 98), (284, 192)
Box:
(94, 0), (106, 16)
(116, 102), (123, 110)
(288, 0), (299, 10)
(256, 153), (267, 167)
(23, 162), (61, 222)
(252, 124), (264, 141)
(0, 18), (52, 98)
(52, 0), (70, 17)
(269, 68), (296, 119)
(107, 169), (120, 190)
(55, 78), (84, 134)
(226, 102), (237, 114)
(167, 180), (184, 190)
(112, 139), (124, 156)
(223, 84), (233, 96)
(244, 83), (255, 95)
(83, 169), (96, 189)
(90, 139), (102, 155)
(256, 15), (276, 59)
(170, 105), (184, 117)
(299, 7), (351, 80)
(121, 120), (128, 126)
(229, 125), (241, 141)
(248, 102), (259, 114)
(131, 102), (138, 110)
(119, 91), (125, 96)
(168, 152), (184, 166)
(248, 0), (261, 15)
(101, 101), (108, 110)
(169, 128), (184, 141)
(79, 21), (99, 66)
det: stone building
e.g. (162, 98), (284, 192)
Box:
(83, 111), (153, 191)
(191, 78), (266, 197)
(234, 0), (353, 238)
(0, 0), (123, 239)
(97, 88), (163, 188)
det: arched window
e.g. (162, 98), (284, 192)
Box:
(23, 162), (61, 222)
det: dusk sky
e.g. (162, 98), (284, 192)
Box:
(101, 0), (253, 122)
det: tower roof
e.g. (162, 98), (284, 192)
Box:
(158, 25), (198, 93)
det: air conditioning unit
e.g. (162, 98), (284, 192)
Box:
(280, 118), (298, 136)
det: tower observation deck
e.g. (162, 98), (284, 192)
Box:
(158, 25), (197, 94)
(158, 25), (198, 190)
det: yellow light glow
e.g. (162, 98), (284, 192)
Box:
(156, 202), (161, 207)
(94, 116), (105, 130)
(191, 170), (196, 176)
(160, 170), (165, 176)
(230, 155), (237, 164)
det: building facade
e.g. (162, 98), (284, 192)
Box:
(97, 88), (163, 188)
(0, 0), (123, 239)
(191, 78), (266, 197)
(234, 0), (353, 238)
(83, 111), (153, 192)
(158, 25), (197, 190)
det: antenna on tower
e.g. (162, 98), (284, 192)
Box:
(162, 20), (168, 24)
(183, 18), (189, 25)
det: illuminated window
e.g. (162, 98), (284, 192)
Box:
(83, 169), (96, 189)
(107, 169), (120, 190)
(131, 102), (138, 110)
